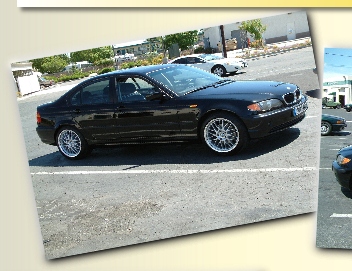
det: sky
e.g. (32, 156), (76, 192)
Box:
(324, 47), (352, 82)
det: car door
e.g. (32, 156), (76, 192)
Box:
(69, 76), (119, 142)
(115, 76), (181, 142)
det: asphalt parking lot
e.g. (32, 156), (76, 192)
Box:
(316, 108), (352, 249)
(17, 46), (321, 259)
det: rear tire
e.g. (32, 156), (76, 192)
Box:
(201, 112), (248, 155)
(56, 127), (91, 159)
(211, 65), (226, 77)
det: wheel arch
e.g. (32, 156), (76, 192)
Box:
(211, 64), (227, 75)
(53, 120), (81, 144)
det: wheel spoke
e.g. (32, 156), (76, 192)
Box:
(58, 129), (82, 158)
(204, 117), (240, 153)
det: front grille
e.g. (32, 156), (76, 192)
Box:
(283, 88), (301, 105)
(269, 114), (305, 134)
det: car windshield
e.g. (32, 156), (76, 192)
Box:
(147, 65), (225, 96)
(199, 54), (223, 61)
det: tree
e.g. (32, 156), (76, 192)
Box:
(70, 46), (114, 64)
(239, 19), (267, 48)
(148, 30), (198, 56)
(31, 54), (69, 74)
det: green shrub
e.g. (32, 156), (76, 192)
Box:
(204, 47), (214, 54)
(119, 54), (164, 70)
(98, 67), (115, 74)
(56, 71), (90, 82)
(194, 46), (205, 53)
(94, 58), (114, 67)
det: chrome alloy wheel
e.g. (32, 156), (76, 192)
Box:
(321, 121), (332, 136)
(321, 124), (328, 134)
(57, 129), (82, 158)
(204, 117), (240, 153)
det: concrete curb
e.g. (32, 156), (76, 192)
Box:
(223, 37), (312, 61)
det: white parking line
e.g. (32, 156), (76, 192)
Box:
(31, 167), (317, 175)
(330, 213), (352, 218)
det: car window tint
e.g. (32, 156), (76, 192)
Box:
(193, 57), (205, 64)
(147, 66), (221, 96)
(117, 78), (148, 102)
(79, 79), (112, 105)
(173, 58), (187, 64)
(186, 57), (196, 64)
(71, 91), (81, 106)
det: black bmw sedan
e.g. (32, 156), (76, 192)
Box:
(36, 64), (308, 159)
(332, 145), (352, 190)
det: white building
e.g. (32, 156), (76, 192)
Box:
(323, 76), (352, 107)
(203, 11), (310, 50)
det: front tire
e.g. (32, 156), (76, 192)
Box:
(321, 121), (332, 136)
(201, 113), (248, 155)
(211, 65), (226, 77)
(56, 127), (91, 159)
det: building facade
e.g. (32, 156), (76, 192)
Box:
(323, 77), (352, 107)
(203, 11), (310, 50)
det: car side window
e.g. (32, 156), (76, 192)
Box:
(193, 57), (205, 64)
(117, 77), (158, 102)
(71, 78), (113, 105)
(173, 58), (187, 64)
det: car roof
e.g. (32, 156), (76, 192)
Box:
(90, 64), (183, 80)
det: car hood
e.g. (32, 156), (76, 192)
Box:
(338, 145), (352, 157)
(322, 114), (344, 121)
(188, 80), (299, 101)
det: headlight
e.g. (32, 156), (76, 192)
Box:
(337, 154), (351, 166)
(247, 99), (283, 112)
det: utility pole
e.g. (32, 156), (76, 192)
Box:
(220, 25), (227, 58)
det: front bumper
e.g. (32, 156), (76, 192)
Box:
(332, 160), (352, 189)
(332, 123), (347, 132)
(243, 98), (308, 139)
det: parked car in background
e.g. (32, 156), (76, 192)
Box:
(332, 145), (352, 190)
(322, 97), (341, 109)
(38, 77), (55, 89)
(36, 64), (308, 160)
(321, 114), (347, 136)
(344, 103), (352, 112)
(169, 54), (248, 77)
